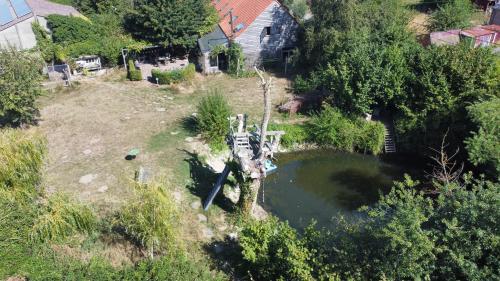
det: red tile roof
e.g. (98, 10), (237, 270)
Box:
(212, 0), (276, 38)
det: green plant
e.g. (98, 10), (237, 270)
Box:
(128, 60), (143, 81)
(0, 48), (44, 125)
(268, 123), (308, 148)
(240, 217), (314, 281)
(355, 120), (385, 155)
(308, 105), (356, 151)
(152, 64), (195, 85)
(0, 129), (46, 195)
(429, 0), (474, 31)
(196, 90), (231, 149)
(114, 182), (178, 258)
(30, 193), (96, 243)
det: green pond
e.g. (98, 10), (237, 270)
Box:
(262, 150), (417, 230)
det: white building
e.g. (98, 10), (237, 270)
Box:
(0, 0), (81, 50)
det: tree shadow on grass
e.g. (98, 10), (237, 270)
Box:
(182, 150), (236, 213)
(179, 116), (198, 136)
(202, 238), (249, 279)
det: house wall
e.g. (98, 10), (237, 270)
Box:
(200, 52), (221, 74)
(0, 16), (38, 50)
(0, 16), (48, 50)
(234, 1), (298, 67)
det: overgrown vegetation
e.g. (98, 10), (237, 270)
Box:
(211, 43), (253, 77)
(151, 64), (196, 85)
(0, 48), (44, 126)
(429, 0), (475, 31)
(268, 123), (308, 148)
(308, 105), (385, 154)
(195, 90), (232, 150)
(114, 182), (178, 259)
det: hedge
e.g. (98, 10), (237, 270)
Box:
(152, 64), (195, 85)
(128, 60), (143, 81)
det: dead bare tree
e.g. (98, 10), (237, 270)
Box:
(255, 66), (272, 161)
(427, 131), (464, 189)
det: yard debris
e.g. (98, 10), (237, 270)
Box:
(170, 131), (179, 135)
(126, 148), (140, 160)
(83, 149), (92, 155)
(79, 174), (97, 185)
(156, 107), (166, 112)
(98, 185), (109, 193)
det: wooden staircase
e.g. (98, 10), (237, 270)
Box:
(384, 124), (397, 153)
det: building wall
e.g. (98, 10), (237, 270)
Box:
(0, 16), (39, 50)
(234, 1), (298, 67)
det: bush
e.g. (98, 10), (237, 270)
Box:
(196, 90), (231, 149)
(114, 183), (178, 258)
(128, 60), (143, 81)
(307, 105), (385, 154)
(240, 217), (314, 281)
(30, 193), (96, 243)
(0, 129), (46, 195)
(355, 119), (386, 155)
(429, 0), (474, 31)
(268, 123), (309, 148)
(152, 64), (195, 85)
(308, 105), (357, 151)
(0, 48), (44, 125)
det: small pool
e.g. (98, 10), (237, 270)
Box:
(262, 150), (417, 230)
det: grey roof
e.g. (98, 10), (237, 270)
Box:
(198, 25), (229, 53)
(26, 0), (80, 17)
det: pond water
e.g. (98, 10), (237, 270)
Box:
(262, 150), (417, 230)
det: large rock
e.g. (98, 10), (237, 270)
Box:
(79, 174), (97, 185)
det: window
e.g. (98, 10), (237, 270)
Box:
(265, 26), (271, 36)
(10, 0), (31, 17)
(0, 0), (14, 25)
(209, 56), (218, 67)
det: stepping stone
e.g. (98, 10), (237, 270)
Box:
(190, 201), (201, 209)
(98, 185), (108, 193)
(79, 174), (97, 185)
(156, 108), (166, 112)
(201, 227), (214, 239)
(197, 213), (207, 223)
(160, 121), (166, 124)
(172, 191), (182, 202)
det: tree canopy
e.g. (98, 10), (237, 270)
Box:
(126, 0), (218, 51)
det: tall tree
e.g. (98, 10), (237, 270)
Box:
(429, 0), (474, 32)
(126, 0), (218, 51)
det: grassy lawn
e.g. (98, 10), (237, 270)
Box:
(37, 69), (293, 265)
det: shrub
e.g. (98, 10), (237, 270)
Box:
(0, 48), (44, 125)
(152, 64), (195, 85)
(196, 90), (231, 149)
(429, 0), (474, 31)
(30, 193), (96, 243)
(114, 182), (178, 258)
(268, 123), (308, 148)
(128, 60), (143, 81)
(0, 129), (46, 195)
(355, 120), (386, 155)
(308, 105), (357, 151)
(240, 217), (314, 281)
